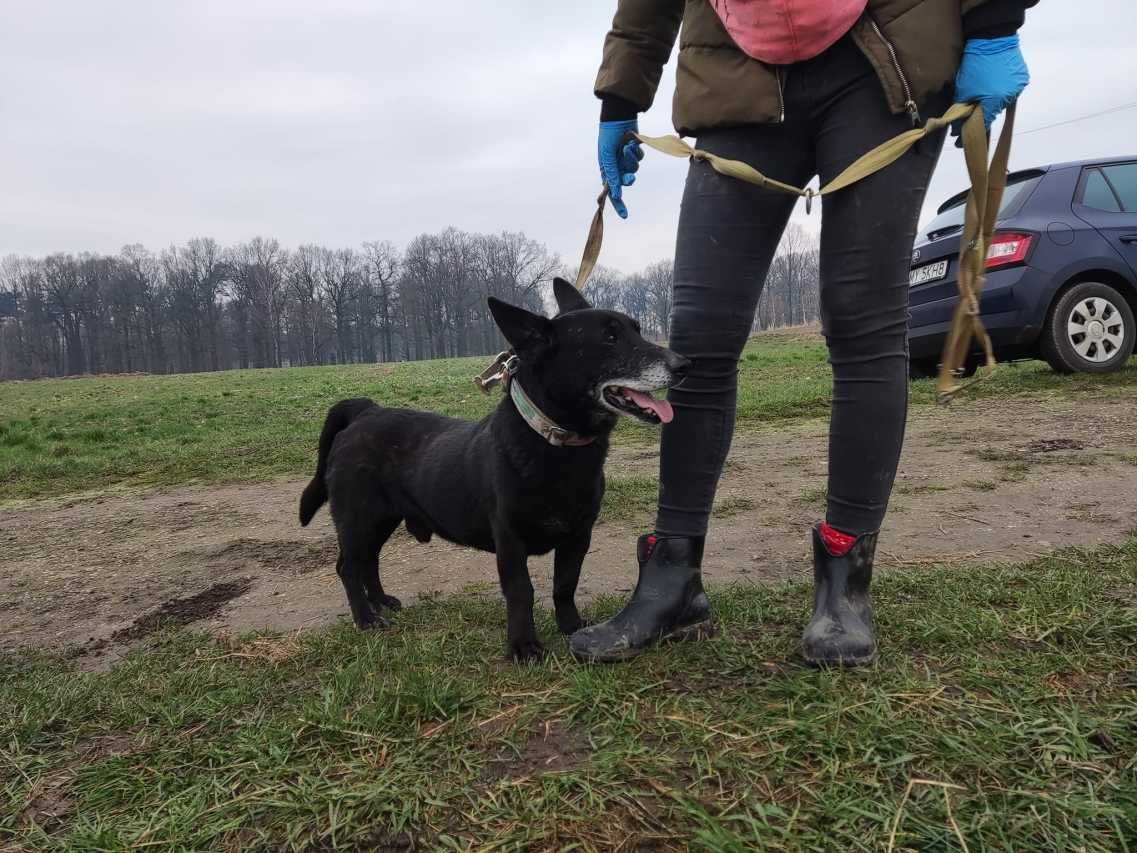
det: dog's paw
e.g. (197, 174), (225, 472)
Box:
(509, 638), (545, 663)
(354, 612), (391, 631)
(556, 612), (590, 635)
(377, 594), (402, 611)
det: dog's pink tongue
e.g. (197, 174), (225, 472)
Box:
(625, 389), (674, 424)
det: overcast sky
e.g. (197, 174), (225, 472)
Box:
(2, 1), (1135, 272)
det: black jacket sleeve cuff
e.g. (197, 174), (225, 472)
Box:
(599, 95), (639, 122)
(963, 0), (1037, 40)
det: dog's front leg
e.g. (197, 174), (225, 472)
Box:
(553, 533), (591, 634)
(494, 535), (542, 662)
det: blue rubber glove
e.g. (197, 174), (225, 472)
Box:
(954, 35), (1030, 130)
(598, 119), (644, 219)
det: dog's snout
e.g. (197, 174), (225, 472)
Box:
(665, 351), (691, 383)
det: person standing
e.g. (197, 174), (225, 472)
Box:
(570, 0), (1035, 664)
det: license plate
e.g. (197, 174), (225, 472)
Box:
(909, 260), (948, 286)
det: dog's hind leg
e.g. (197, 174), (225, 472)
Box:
(493, 531), (542, 662)
(553, 533), (591, 635)
(362, 517), (403, 613)
(335, 526), (387, 631)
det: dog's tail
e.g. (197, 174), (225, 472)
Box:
(299, 398), (375, 526)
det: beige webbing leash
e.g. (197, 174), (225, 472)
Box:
(569, 101), (1016, 404)
(935, 102), (1015, 401)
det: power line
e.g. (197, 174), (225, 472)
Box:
(1018, 98), (1137, 135)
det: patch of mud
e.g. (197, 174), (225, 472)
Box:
(1023, 438), (1087, 453)
(17, 732), (142, 833)
(1107, 584), (1137, 609)
(111, 578), (253, 643)
(482, 722), (589, 781)
(146, 501), (256, 534)
(188, 537), (337, 576)
(18, 771), (74, 835)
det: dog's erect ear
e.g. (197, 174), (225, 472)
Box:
(552, 277), (591, 315)
(487, 297), (552, 354)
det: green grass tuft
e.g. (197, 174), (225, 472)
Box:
(712, 495), (755, 517)
(601, 475), (658, 523)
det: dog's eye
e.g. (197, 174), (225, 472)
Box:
(604, 328), (619, 344)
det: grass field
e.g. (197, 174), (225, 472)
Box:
(3, 543), (1135, 850)
(4, 333), (1137, 850)
(2, 331), (1135, 502)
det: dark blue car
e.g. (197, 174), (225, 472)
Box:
(908, 156), (1137, 376)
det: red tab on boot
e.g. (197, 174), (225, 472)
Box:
(638, 533), (659, 562)
(818, 522), (856, 556)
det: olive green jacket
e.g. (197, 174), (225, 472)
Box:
(595, 0), (1006, 134)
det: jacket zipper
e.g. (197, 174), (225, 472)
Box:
(775, 67), (785, 123)
(869, 19), (921, 126)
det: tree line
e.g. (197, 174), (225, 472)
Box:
(0, 226), (821, 380)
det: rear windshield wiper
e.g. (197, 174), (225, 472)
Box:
(926, 224), (964, 241)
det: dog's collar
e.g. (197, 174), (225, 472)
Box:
(502, 355), (596, 448)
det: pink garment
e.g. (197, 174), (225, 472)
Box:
(709, 0), (868, 65)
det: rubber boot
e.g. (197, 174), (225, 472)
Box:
(801, 525), (878, 666)
(569, 534), (713, 662)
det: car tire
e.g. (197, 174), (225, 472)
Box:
(1041, 281), (1135, 374)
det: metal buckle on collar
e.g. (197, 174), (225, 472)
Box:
(544, 424), (570, 446)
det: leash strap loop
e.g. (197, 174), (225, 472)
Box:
(574, 189), (609, 290)
(569, 101), (1015, 403)
(935, 102), (1015, 403)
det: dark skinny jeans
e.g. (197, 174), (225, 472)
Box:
(656, 35), (948, 538)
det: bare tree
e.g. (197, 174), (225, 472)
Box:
(285, 244), (325, 366)
(1, 256), (58, 378)
(362, 241), (400, 362)
(642, 259), (673, 339)
(576, 265), (625, 312)
(319, 247), (360, 364)
(756, 224), (821, 330)
(229, 237), (285, 368)
(621, 274), (651, 331)
(42, 254), (86, 375)
(476, 232), (556, 351)
(119, 244), (167, 373)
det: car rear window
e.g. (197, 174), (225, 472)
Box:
(1102, 163), (1137, 211)
(921, 175), (1041, 240)
(1081, 169), (1122, 212)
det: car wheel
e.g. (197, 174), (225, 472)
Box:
(1041, 282), (1135, 374)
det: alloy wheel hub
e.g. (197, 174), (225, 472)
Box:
(1067, 296), (1125, 363)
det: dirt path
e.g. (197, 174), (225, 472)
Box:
(3, 395), (1135, 664)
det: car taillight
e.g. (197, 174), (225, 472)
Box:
(985, 232), (1033, 269)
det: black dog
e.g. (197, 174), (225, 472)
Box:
(299, 278), (688, 660)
